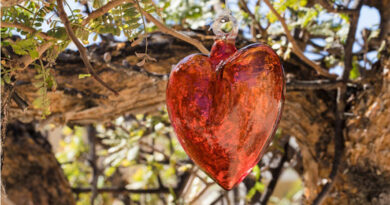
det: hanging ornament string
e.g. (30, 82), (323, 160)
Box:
(211, 9), (238, 40)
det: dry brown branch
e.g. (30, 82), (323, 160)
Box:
(263, 0), (337, 79)
(1, 22), (55, 40)
(56, 0), (119, 95)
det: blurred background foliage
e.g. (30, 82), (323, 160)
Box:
(51, 108), (302, 205)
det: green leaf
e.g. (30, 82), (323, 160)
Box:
(252, 165), (261, 181)
(29, 49), (39, 59)
(78, 74), (91, 79)
(349, 56), (360, 80)
(32, 96), (43, 108)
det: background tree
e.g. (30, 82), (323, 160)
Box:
(1, 0), (389, 204)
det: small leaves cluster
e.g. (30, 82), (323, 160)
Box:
(32, 59), (57, 118)
(89, 0), (155, 40)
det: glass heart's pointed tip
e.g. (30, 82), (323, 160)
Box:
(215, 180), (240, 191)
(214, 170), (252, 190)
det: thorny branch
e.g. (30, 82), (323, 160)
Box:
(263, 0), (337, 79)
(56, 0), (119, 95)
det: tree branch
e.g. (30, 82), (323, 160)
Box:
(80, 0), (209, 54)
(1, 22), (55, 41)
(81, 0), (126, 27)
(87, 125), (98, 205)
(1, 22), (54, 69)
(312, 2), (362, 204)
(72, 187), (170, 194)
(286, 79), (344, 91)
(56, 0), (119, 95)
(263, 0), (337, 79)
(4, 83), (28, 111)
(17, 42), (53, 69)
(317, 0), (359, 14)
(239, 0), (267, 40)
(260, 142), (289, 205)
(138, 6), (210, 55)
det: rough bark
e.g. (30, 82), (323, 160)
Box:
(4, 32), (390, 204)
(1, 121), (75, 205)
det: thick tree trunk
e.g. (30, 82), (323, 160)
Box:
(4, 32), (390, 204)
(2, 122), (75, 205)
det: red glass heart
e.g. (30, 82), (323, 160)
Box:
(166, 39), (284, 190)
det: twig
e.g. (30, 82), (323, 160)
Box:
(174, 166), (194, 200)
(260, 143), (289, 204)
(80, 0), (209, 54)
(88, 52), (167, 79)
(72, 187), (170, 193)
(189, 182), (214, 204)
(81, 0), (127, 27)
(318, 0), (359, 14)
(138, 6), (210, 55)
(342, 2), (362, 82)
(312, 2), (362, 204)
(263, 0), (336, 79)
(16, 42), (53, 69)
(210, 191), (229, 205)
(87, 125), (98, 205)
(1, 22), (55, 41)
(286, 79), (344, 91)
(3, 83), (28, 111)
(56, 0), (119, 95)
(239, 0), (267, 40)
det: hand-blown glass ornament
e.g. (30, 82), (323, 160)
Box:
(166, 10), (285, 190)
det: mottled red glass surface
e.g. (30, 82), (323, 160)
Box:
(166, 39), (285, 190)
